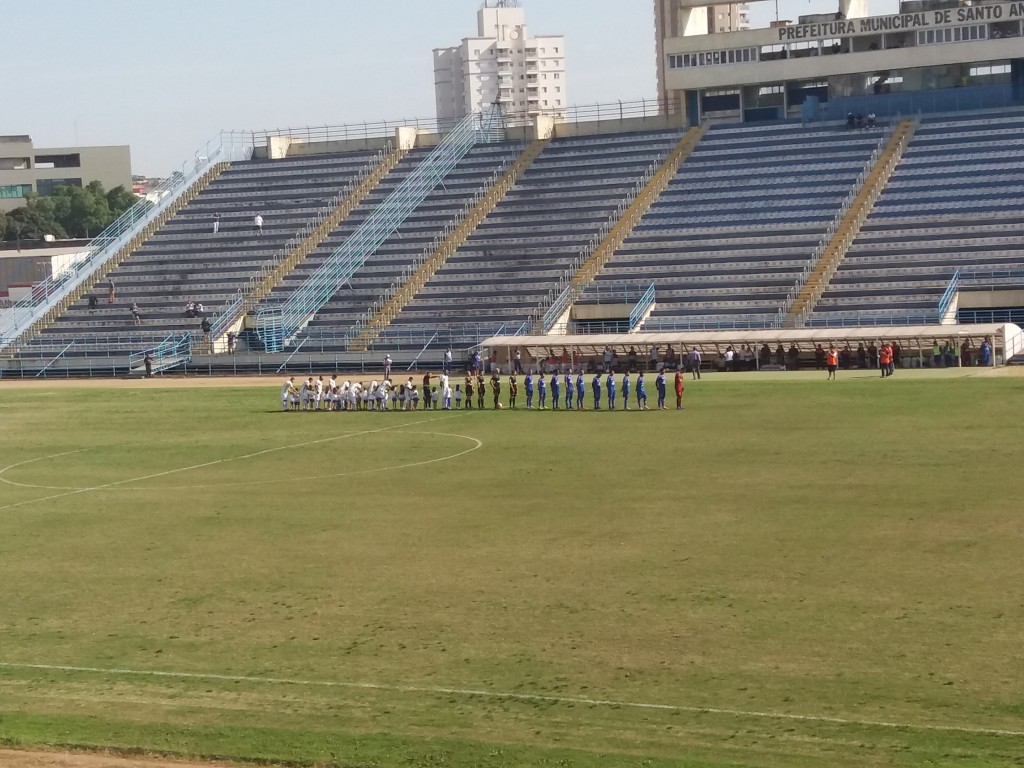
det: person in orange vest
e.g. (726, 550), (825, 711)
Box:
(674, 369), (685, 409)
(879, 342), (893, 378)
(825, 344), (839, 380)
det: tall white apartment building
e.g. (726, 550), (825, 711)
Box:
(434, 1), (567, 123)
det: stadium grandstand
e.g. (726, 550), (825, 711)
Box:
(1, 0), (1023, 377)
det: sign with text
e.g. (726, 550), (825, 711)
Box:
(777, 1), (1024, 40)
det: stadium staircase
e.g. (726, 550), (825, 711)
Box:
(346, 137), (549, 351)
(784, 118), (917, 327)
(533, 125), (706, 333)
(195, 144), (408, 354)
(254, 107), (504, 353)
(0, 161), (230, 357)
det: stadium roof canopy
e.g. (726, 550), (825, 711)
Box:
(480, 323), (1023, 357)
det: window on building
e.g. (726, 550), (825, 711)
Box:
(554, 46), (559, 53)
(554, 73), (560, 79)
(33, 153), (81, 169)
(0, 183), (33, 199)
(0, 157), (31, 171)
(36, 177), (83, 196)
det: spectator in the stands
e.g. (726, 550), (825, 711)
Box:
(185, 300), (196, 318)
(130, 302), (142, 326)
(200, 317), (211, 334)
(108, 279), (116, 303)
(253, 214), (264, 236)
(212, 212), (221, 234)
(87, 295), (98, 312)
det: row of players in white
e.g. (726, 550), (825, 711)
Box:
(281, 375), (452, 411)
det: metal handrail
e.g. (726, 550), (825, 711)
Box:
(0, 135), (240, 349)
(208, 141), (394, 339)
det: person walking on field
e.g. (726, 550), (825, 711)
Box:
(674, 369), (685, 409)
(825, 345), (839, 380)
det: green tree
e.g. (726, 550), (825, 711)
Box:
(52, 181), (112, 238)
(106, 185), (138, 217)
(0, 208), (7, 241)
(3, 205), (67, 242)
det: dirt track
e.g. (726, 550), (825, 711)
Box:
(0, 750), (270, 768)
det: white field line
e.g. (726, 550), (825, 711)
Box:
(0, 415), (463, 511)
(0, 662), (1021, 739)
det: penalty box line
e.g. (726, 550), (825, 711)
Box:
(0, 661), (1021, 739)
(0, 414), (464, 512)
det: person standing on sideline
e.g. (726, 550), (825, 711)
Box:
(564, 369), (574, 410)
(523, 370), (534, 409)
(591, 371), (602, 411)
(508, 372), (519, 409)
(253, 214), (264, 236)
(538, 373), (548, 409)
(383, 354), (392, 380)
(212, 212), (221, 234)
(656, 369), (667, 410)
(674, 369), (685, 409)
(879, 342), (892, 378)
(551, 370), (561, 410)
(513, 348), (523, 375)
(575, 371), (586, 410)
(443, 347), (453, 374)
(636, 372), (648, 410)
(826, 345), (839, 380)
(144, 352), (153, 379)
(687, 347), (702, 379)
(622, 372), (631, 410)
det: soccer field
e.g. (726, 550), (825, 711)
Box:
(1, 371), (1022, 768)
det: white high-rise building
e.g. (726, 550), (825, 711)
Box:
(434, 1), (567, 124)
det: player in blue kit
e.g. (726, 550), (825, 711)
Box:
(524, 371), (534, 409)
(622, 372), (631, 410)
(564, 369), (574, 410)
(591, 372), (602, 410)
(551, 371), (561, 410)
(606, 371), (616, 410)
(575, 372), (586, 410)
(636, 372), (648, 410)
(656, 370), (667, 410)
(538, 373), (547, 409)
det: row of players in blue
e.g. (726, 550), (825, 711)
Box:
(509, 370), (681, 410)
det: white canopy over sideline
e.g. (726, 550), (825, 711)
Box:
(479, 323), (1023, 366)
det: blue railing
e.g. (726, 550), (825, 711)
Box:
(803, 312), (940, 328)
(959, 268), (1024, 286)
(257, 107), (505, 353)
(937, 269), (960, 320)
(129, 332), (193, 374)
(0, 135), (245, 351)
(630, 283), (657, 331)
(208, 142), (394, 341)
(958, 308), (1024, 324)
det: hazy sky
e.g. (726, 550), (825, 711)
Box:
(4, 0), (899, 176)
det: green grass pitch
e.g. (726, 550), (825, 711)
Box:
(0, 372), (1022, 768)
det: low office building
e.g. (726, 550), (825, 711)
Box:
(0, 135), (131, 212)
